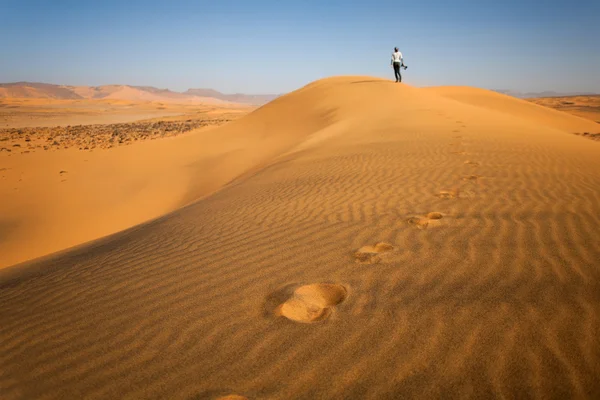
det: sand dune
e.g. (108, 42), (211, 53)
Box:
(0, 83), (82, 100)
(1, 76), (600, 399)
(81, 85), (225, 104)
(0, 82), (278, 106)
(528, 95), (600, 124)
(185, 88), (279, 106)
(0, 83), (223, 104)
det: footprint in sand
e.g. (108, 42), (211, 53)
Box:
(353, 242), (394, 264)
(462, 174), (481, 182)
(407, 212), (444, 229)
(274, 284), (348, 323)
(435, 189), (459, 199)
(450, 150), (466, 155)
(464, 160), (479, 166)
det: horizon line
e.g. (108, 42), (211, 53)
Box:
(1, 80), (599, 99)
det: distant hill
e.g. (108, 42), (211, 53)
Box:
(0, 82), (84, 99)
(526, 94), (600, 124)
(185, 88), (279, 105)
(493, 89), (598, 99)
(0, 82), (277, 105)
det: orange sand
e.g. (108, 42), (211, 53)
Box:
(1, 76), (600, 399)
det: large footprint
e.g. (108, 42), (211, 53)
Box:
(353, 242), (394, 264)
(435, 189), (459, 199)
(462, 174), (481, 182)
(275, 284), (347, 323)
(407, 212), (443, 229)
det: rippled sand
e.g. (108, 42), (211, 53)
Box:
(1, 77), (600, 399)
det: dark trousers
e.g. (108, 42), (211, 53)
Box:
(393, 62), (402, 82)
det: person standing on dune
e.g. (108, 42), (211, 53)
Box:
(391, 47), (406, 83)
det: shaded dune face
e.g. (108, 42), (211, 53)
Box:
(1, 76), (600, 399)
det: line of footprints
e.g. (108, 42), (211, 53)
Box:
(271, 125), (481, 325)
(219, 124), (484, 400)
(437, 128), (482, 198)
(227, 125), (482, 400)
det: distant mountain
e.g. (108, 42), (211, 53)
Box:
(0, 82), (277, 105)
(4, 82), (595, 104)
(0, 82), (84, 99)
(493, 89), (598, 99)
(185, 88), (279, 105)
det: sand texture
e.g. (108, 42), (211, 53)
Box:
(1, 77), (600, 399)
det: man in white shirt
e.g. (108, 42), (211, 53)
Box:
(391, 47), (406, 82)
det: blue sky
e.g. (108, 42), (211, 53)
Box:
(1, 0), (599, 94)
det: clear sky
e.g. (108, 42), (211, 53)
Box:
(1, 0), (599, 94)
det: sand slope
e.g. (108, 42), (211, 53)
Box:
(1, 77), (600, 399)
(423, 86), (600, 133)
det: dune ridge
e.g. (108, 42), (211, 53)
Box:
(0, 82), (278, 105)
(1, 76), (600, 399)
